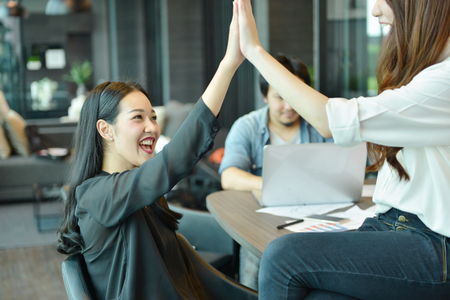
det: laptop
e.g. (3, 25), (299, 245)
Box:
(253, 142), (367, 207)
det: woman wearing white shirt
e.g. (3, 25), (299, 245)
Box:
(235, 0), (450, 298)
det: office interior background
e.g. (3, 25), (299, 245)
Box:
(0, 0), (387, 298)
(1, 0), (385, 130)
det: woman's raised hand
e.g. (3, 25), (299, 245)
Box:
(223, 1), (245, 71)
(236, 0), (263, 60)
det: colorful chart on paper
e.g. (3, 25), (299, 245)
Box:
(294, 222), (349, 233)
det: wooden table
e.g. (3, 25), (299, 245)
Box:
(206, 180), (375, 259)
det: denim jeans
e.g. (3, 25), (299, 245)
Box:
(259, 208), (450, 300)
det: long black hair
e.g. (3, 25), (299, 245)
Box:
(57, 81), (182, 255)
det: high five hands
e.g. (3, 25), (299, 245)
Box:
(233, 0), (263, 62)
(224, 1), (245, 71)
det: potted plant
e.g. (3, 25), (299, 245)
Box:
(63, 60), (92, 96)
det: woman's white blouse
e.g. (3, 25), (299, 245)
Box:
(326, 56), (450, 237)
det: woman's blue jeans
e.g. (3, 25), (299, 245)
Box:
(259, 208), (450, 299)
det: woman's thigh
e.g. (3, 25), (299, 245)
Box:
(259, 216), (450, 300)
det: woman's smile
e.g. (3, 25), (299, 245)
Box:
(139, 137), (156, 154)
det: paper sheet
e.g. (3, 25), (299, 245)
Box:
(257, 185), (378, 233)
(362, 184), (376, 197)
(256, 203), (354, 220)
(283, 205), (377, 233)
(285, 220), (352, 233)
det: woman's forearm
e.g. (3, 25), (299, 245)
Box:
(202, 61), (239, 117)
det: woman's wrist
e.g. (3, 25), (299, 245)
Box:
(245, 45), (266, 65)
(218, 57), (241, 74)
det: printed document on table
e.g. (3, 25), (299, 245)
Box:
(256, 203), (354, 220)
(362, 184), (376, 197)
(284, 205), (377, 233)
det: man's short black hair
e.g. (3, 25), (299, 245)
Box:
(260, 53), (311, 97)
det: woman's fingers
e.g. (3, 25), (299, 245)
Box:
(237, 0), (262, 58)
(225, 1), (245, 68)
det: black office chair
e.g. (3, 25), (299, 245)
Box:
(62, 233), (257, 300)
(61, 253), (97, 300)
(169, 203), (240, 278)
(177, 233), (258, 299)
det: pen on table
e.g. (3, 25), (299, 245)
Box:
(277, 219), (304, 230)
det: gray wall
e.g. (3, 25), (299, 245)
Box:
(269, 0), (314, 66)
(114, 0), (147, 85)
(167, 0), (204, 104)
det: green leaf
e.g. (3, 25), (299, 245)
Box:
(63, 60), (92, 85)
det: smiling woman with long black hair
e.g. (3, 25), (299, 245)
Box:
(56, 3), (244, 299)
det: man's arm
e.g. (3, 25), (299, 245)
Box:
(221, 167), (262, 191)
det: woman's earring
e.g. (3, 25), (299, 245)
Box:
(110, 137), (113, 141)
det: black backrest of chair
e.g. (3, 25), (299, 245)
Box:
(61, 253), (97, 300)
(170, 204), (235, 254)
(177, 233), (258, 300)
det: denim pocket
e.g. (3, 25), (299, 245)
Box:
(375, 208), (449, 282)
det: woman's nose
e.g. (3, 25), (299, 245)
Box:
(372, 0), (382, 17)
(144, 119), (158, 133)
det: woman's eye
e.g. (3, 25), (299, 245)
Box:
(133, 115), (143, 120)
(151, 116), (157, 121)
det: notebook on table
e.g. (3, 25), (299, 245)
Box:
(253, 142), (367, 207)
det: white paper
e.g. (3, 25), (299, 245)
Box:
(328, 205), (375, 219)
(285, 220), (352, 232)
(362, 184), (376, 197)
(284, 204), (377, 233)
(256, 203), (354, 220)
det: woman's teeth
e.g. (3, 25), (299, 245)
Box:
(140, 139), (153, 146)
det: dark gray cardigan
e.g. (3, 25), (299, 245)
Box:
(75, 99), (220, 299)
